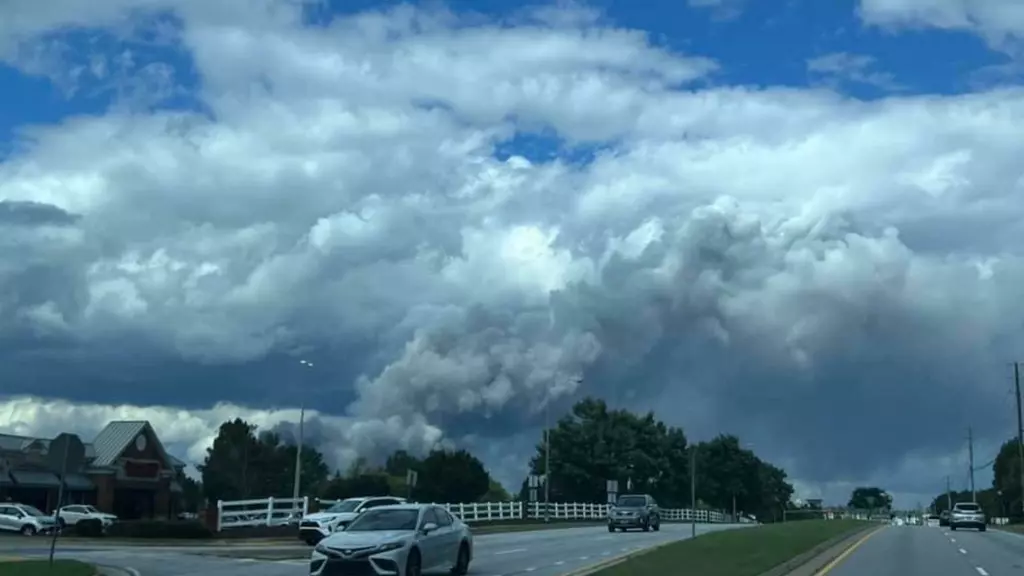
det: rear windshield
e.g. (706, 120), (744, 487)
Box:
(616, 496), (647, 507)
(954, 504), (980, 512)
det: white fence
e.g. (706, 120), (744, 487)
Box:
(216, 496), (728, 531)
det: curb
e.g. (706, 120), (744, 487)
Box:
(759, 524), (881, 576)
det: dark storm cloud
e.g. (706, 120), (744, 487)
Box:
(0, 200), (79, 227)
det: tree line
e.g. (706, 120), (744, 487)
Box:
(929, 437), (1023, 519)
(183, 397), (798, 521)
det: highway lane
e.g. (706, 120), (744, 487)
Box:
(826, 524), (1024, 576)
(7, 522), (748, 576)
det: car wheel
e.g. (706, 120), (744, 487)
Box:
(653, 520), (660, 532)
(950, 525), (957, 531)
(642, 519), (650, 532)
(406, 548), (422, 576)
(979, 526), (986, 532)
(451, 542), (470, 575)
(607, 525), (614, 533)
(20, 525), (36, 536)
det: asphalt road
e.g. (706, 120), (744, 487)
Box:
(827, 524), (1024, 576)
(4, 522), (747, 576)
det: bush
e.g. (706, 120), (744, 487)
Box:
(106, 519), (213, 539)
(72, 518), (105, 537)
(218, 524), (296, 539)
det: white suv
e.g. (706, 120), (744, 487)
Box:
(57, 505), (118, 528)
(949, 502), (986, 532)
(0, 503), (60, 535)
(298, 496), (406, 545)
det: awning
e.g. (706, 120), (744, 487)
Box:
(10, 470), (61, 488)
(62, 473), (95, 490)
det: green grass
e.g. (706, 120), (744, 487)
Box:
(0, 559), (95, 576)
(595, 520), (872, 576)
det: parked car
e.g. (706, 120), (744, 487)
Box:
(299, 496), (406, 545)
(607, 493), (661, 532)
(310, 503), (472, 576)
(57, 505), (118, 528)
(0, 503), (60, 536)
(949, 502), (986, 532)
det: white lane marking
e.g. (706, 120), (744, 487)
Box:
(555, 561), (565, 566)
(976, 568), (988, 576)
(525, 568), (536, 572)
(959, 548), (967, 554)
(494, 548), (527, 555)
(579, 556), (589, 560)
(950, 538), (956, 542)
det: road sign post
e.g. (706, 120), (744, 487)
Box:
(406, 469), (418, 500)
(46, 433), (85, 566)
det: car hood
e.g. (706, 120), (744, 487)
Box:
(304, 512), (358, 523)
(321, 530), (415, 548)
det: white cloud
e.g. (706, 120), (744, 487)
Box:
(0, 1), (1022, 506)
(859, 0), (1024, 53)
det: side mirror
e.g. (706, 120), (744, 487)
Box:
(420, 522), (438, 534)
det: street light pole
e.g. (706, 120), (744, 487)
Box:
(292, 359), (313, 516)
(544, 400), (550, 523)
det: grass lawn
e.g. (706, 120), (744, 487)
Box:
(596, 520), (872, 576)
(997, 524), (1024, 534)
(0, 559), (95, 576)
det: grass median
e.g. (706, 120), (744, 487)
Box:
(594, 520), (872, 576)
(0, 559), (95, 576)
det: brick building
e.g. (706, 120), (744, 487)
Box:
(0, 420), (185, 519)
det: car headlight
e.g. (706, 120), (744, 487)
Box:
(376, 541), (406, 553)
(314, 542), (330, 556)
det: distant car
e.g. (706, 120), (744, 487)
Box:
(607, 494), (660, 532)
(310, 503), (472, 576)
(926, 514), (940, 527)
(949, 502), (986, 532)
(299, 496), (406, 545)
(0, 503), (60, 536)
(57, 505), (118, 528)
(939, 510), (950, 526)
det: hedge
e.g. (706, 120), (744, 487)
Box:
(105, 519), (213, 539)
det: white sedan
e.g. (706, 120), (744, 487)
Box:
(310, 503), (472, 576)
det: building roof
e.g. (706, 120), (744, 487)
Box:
(91, 421), (148, 467)
(0, 420), (183, 472)
(91, 420), (178, 471)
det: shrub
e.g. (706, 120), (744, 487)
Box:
(106, 519), (213, 539)
(72, 518), (105, 537)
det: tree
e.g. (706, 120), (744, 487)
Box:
(320, 471), (393, 500)
(178, 474), (204, 513)
(198, 418), (329, 502)
(931, 488), (1001, 517)
(413, 449), (491, 504)
(993, 438), (1022, 519)
(483, 479), (511, 502)
(524, 397), (794, 517)
(848, 487), (892, 511)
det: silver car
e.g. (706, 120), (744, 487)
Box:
(949, 502), (986, 532)
(310, 504), (472, 576)
(0, 503), (60, 535)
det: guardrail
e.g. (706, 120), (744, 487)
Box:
(216, 497), (729, 531)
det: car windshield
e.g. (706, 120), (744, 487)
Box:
(21, 505), (46, 517)
(325, 499), (362, 513)
(955, 504), (980, 512)
(344, 509), (418, 531)
(616, 496), (646, 507)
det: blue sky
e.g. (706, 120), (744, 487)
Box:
(0, 0), (1012, 154)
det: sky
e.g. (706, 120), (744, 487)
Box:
(2, 0), (1024, 509)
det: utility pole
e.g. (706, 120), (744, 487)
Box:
(292, 359), (313, 517)
(1016, 362), (1024, 515)
(946, 476), (952, 511)
(690, 446), (697, 538)
(968, 426), (976, 501)
(544, 400), (551, 523)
